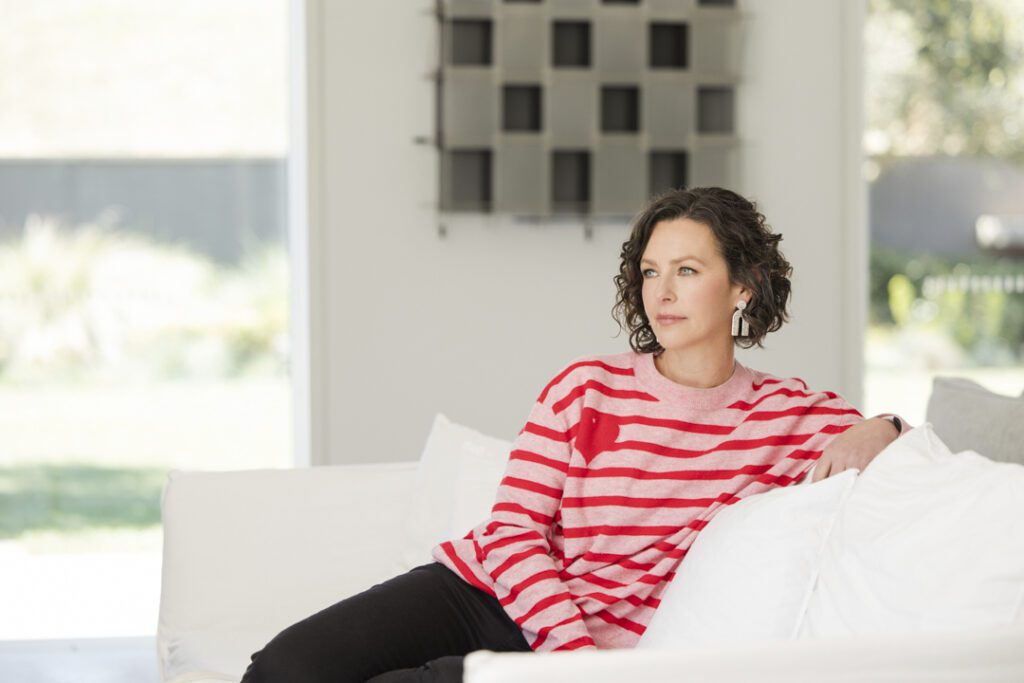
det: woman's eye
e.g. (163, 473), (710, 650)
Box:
(642, 267), (695, 277)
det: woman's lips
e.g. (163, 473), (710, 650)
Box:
(656, 316), (686, 325)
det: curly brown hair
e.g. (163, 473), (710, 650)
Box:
(612, 186), (793, 353)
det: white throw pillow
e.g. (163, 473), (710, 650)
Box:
(401, 413), (512, 571)
(636, 468), (859, 649)
(799, 423), (1024, 638)
(448, 440), (511, 539)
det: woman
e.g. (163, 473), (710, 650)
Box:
(240, 187), (906, 682)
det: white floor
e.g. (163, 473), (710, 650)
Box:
(0, 540), (162, 640)
(0, 637), (158, 683)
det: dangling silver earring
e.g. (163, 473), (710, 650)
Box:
(731, 300), (749, 337)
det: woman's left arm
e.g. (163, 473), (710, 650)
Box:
(811, 414), (908, 483)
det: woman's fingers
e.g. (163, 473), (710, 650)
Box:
(812, 458), (832, 483)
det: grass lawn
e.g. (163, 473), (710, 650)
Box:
(0, 377), (290, 546)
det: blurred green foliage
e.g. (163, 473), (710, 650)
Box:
(0, 217), (288, 384)
(868, 0), (1024, 167)
(870, 245), (1024, 364)
(0, 464), (166, 538)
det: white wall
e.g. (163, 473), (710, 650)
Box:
(294, 0), (865, 466)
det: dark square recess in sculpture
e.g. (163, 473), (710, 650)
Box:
(649, 151), (688, 196)
(698, 0), (736, 6)
(650, 23), (687, 68)
(553, 22), (590, 67)
(697, 86), (734, 134)
(503, 85), (543, 132)
(450, 20), (492, 66)
(449, 150), (492, 211)
(552, 151), (590, 212)
(601, 86), (640, 132)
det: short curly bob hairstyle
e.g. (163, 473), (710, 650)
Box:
(612, 186), (793, 353)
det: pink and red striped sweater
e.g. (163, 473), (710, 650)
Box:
(432, 351), (903, 652)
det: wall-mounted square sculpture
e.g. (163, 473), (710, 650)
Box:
(437, 0), (740, 218)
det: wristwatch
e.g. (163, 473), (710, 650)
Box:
(881, 415), (902, 435)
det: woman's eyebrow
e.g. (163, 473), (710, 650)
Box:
(640, 256), (705, 265)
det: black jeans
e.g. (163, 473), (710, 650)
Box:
(239, 562), (532, 683)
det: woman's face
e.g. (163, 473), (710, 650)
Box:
(640, 217), (749, 353)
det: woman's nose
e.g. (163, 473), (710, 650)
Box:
(658, 280), (675, 301)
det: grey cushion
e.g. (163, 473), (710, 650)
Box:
(925, 376), (1024, 466)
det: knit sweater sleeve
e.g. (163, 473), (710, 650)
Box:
(469, 396), (596, 653)
(790, 391), (910, 485)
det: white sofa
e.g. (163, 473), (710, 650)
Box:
(158, 380), (1024, 683)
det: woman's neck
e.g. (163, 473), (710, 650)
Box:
(653, 348), (737, 389)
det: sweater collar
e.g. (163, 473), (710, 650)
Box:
(634, 351), (752, 410)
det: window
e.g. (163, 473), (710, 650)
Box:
(0, 1), (290, 642)
(863, 0), (1024, 422)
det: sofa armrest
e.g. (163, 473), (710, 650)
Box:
(157, 462), (418, 683)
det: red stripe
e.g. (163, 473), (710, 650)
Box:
(529, 612), (584, 651)
(594, 608), (646, 636)
(522, 421), (570, 443)
(561, 492), (739, 508)
(603, 432), (817, 459)
(598, 404), (853, 432)
(568, 463), (774, 481)
(538, 360), (634, 403)
(637, 570), (675, 585)
(751, 376), (787, 391)
(578, 590), (662, 609)
(492, 502), (554, 525)
(563, 520), (705, 538)
(570, 546), (685, 568)
(574, 551), (656, 568)
(743, 406), (861, 422)
(755, 472), (805, 486)
(727, 386), (819, 410)
(518, 592), (573, 625)
(574, 572), (625, 590)
(479, 530), (543, 558)
(509, 449), (568, 474)
(552, 635), (596, 651)
(491, 546), (547, 579)
(499, 569), (561, 607)
(579, 422), (854, 462)
(785, 448), (823, 461)
(552, 380), (658, 414)
(440, 542), (495, 596)
(606, 412), (735, 435)
(500, 476), (562, 499)
(574, 567), (675, 589)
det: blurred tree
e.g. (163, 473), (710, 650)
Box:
(866, 0), (1024, 168)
